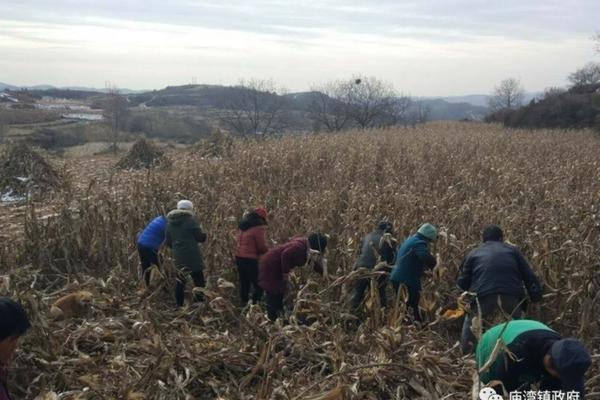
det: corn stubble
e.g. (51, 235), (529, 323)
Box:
(0, 122), (598, 399)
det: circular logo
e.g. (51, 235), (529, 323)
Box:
(479, 388), (501, 400)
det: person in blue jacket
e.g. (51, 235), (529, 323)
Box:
(390, 223), (438, 322)
(137, 213), (167, 287)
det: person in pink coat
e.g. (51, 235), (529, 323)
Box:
(258, 233), (328, 321)
(235, 207), (269, 305)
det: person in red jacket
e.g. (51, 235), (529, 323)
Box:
(258, 232), (328, 321)
(235, 207), (269, 305)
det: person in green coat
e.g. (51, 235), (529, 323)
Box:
(476, 320), (590, 397)
(390, 223), (438, 322)
(165, 200), (207, 307)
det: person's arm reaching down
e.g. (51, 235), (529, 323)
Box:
(515, 250), (543, 302)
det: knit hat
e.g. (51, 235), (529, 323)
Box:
(417, 223), (438, 240)
(550, 339), (591, 395)
(308, 233), (328, 253)
(254, 207), (268, 220)
(177, 200), (193, 210)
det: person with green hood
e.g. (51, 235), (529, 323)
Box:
(165, 200), (207, 307)
(390, 223), (438, 322)
(476, 320), (591, 398)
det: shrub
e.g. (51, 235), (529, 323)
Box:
(26, 127), (87, 150)
(485, 84), (600, 129)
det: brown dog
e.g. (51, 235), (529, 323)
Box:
(50, 290), (93, 320)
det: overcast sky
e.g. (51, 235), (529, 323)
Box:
(0, 0), (598, 96)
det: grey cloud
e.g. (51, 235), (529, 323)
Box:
(2, 0), (598, 44)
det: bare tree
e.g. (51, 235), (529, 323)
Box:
(568, 62), (600, 87)
(217, 79), (288, 137)
(103, 86), (129, 154)
(387, 95), (414, 126)
(594, 32), (600, 53)
(344, 75), (397, 129)
(407, 100), (431, 127)
(307, 81), (351, 132)
(488, 78), (525, 112)
(543, 86), (566, 99)
(308, 77), (414, 131)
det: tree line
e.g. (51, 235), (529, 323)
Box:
(100, 75), (430, 141)
(215, 75), (429, 137)
(486, 33), (600, 130)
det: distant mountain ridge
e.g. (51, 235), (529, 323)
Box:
(0, 82), (543, 108)
(1, 82), (517, 121)
(435, 92), (542, 107)
(0, 82), (142, 94)
(418, 98), (488, 120)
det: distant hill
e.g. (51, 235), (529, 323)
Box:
(0, 82), (141, 94)
(440, 94), (490, 107)
(418, 98), (488, 121)
(1, 82), (541, 122)
(283, 92), (488, 121)
(130, 85), (488, 121)
(439, 92), (542, 108)
(130, 84), (252, 107)
(0, 82), (18, 91)
(282, 91), (321, 109)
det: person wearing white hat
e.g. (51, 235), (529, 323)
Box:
(165, 199), (207, 306)
(177, 200), (193, 210)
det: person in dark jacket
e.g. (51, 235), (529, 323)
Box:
(390, 223), (438, 322)
(165, 200), (207, 307)
(476, 320), (590, 398)
(351, 221), (396, 310)
(458, 225), (543, 354)
(258, 233), (328, 321)
(137, 214), (167, 288)
(0, 298), (30, 400)
(235, 207), (269, 305)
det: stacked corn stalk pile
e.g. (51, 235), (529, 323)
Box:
(192, 129), (234, 159)
(2, 122), (599, 399)
(0, 143), (65, 197)
(116, 139), (171, 170)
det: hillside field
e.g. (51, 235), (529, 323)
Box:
(0, 122), (598, 399)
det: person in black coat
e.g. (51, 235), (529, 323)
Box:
(351, 221), (396, 310)
(457, 224), (543, 353)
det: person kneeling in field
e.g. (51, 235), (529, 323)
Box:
(165, 200), (208, 307)
(258, 233), (328, 321)
(457, 224), (543, 354)
(0, 298), (30, 400)
(390, 223), (438, 322)
(235, 207), (269, 305)
(476, 320), (590, 398)
(136, 211), (167, 289)
(351, 221), (396, 311)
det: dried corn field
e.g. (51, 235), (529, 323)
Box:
(0, 122), (599, 400)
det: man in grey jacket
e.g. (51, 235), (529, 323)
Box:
(457, 224), (543, 354)
(351, 221), (396, 310)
